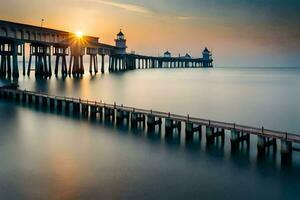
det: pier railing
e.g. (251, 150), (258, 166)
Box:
(1, 88), (300, 144)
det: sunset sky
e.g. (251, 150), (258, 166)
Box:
(0, 0), (299, 67)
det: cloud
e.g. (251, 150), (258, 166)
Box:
(90, 0), (153, 14)
(176, 16), (194, 20)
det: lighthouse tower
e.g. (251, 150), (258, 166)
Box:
(202, 47), (213, 67)
(115, 29), (127, 55)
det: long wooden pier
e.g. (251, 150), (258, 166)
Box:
(1, 88), (298, 162)
(0, 20), (213, 78)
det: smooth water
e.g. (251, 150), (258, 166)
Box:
(1, 67), (300, 199)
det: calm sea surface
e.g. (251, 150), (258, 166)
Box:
(1, 67), (300, 199)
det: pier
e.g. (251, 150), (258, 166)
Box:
(0, 20), (213, 79)
(0, 88), (299, 163)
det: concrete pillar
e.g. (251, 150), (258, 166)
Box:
(115, 58), (118, 71)
(131, 112), (145, 127)
(281, 140), (292, 157)
(12, 43), (19, 78)
(185, 122), (194, 140)
(206, 126), (214, 143)
(81, 104), (89, 117)
(104, 107), (115, 120)
(118, 58), (121, 71)
(101, 54), (105, 73)
(108, 56), (111, 72)
(116, 109), (125, 123)
(131, 112), (138, 127)
(7, 55), (11, 77)
(90, 105), (97, 118)
(147, 115), (161, 131)
(22, 43), (26, 76)
(165, 118), (173, 134)
(231, 129), (240, 149)
(110, 57), (114, 72)
(257, 135), (266, 154)
(94, 55), (98, 73)
(73, 102), (80, 114)
(147, 115), (155, 129)
(97, 107), (103, 118)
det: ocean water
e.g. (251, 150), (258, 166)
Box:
(1, 67), (300, 199)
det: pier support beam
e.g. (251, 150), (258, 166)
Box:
(81, 103), (89, 117)
(53, 45), (68, 77)
(0, 41), (22, 78)
(73, 102), (80, 114)
(101, 54), (105, 74)
(116, 109), (130, 124)
(70, 44), (85, 77)
(281, 140), (292, 162)
(185, 122), (202, 141)
(87, 48), (98, 74)
(257, 135), (277, 155)
(147, 114), (162, 132)
(90, 105), (98, 118)
(12, 42), (19, 78)
(230, 129), (250, 150)
(27, 43), (51, 78)
(104, 107), (115, 121)
(165, 118), (181, 137)
(206, 126), (225, 144)
(131, 112), (145, 128)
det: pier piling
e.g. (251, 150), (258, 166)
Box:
(147, 114), (162, 132)
(1, 88), (300, 164)
(185, 122), (202, 140)
(131, 112), (145, 128)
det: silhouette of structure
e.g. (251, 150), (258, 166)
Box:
(0, 88), (297, 164)
(0, 20), (213, 79)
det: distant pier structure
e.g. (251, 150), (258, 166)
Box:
(0, 20), (213, 79)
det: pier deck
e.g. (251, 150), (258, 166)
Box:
(0, 88), (299, 161)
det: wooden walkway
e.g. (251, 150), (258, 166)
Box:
(1, 88), (299, 144)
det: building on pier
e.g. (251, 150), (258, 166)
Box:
(164, 51), (171, 58)
(115, 30), (127, 55)
(202, 47), (213, 67)
(184, 53), (191, 59)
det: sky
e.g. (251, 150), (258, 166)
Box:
(0, 0), (299, 67)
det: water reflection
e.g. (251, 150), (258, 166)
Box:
(2, 97), (297, 171)
(2, 67), (300, 199)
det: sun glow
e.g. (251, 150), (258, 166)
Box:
(76, 31), (83, 38)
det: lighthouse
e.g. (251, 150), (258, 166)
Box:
(115, 29), (127, 55)
(202, 47), (213, 67)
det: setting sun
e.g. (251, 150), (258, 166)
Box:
(75, 31), (83, 38)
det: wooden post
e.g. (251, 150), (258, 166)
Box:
(23, 43), (26, 76)
(101, 54), (105, 73)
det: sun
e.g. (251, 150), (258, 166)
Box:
(76, 31), (83, 38)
